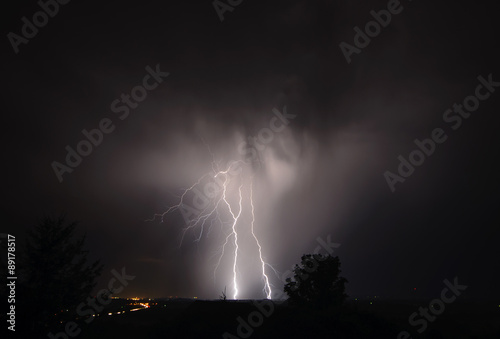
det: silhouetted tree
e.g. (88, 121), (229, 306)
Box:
(220, 286), (227, 301)
(20, 215), (103, 333)
(284, 254), (347, 309)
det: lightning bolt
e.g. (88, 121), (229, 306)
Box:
(250, 179), (272, 299)
(230, 184), (243, 299)
(149, 144), (275, 300)
(146, 173), (212, 224)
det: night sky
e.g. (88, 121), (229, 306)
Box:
(3, 0), (500, 301)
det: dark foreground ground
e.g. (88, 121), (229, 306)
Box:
(18, 299), (500, 339)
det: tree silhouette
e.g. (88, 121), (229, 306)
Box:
(20, 215), (103, 333)
(284, 254), (347, 309)
(220, 286), (227, 301)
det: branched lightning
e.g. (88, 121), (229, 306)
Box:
(149, 144), (275, 299)
(250, 180), (272, 299)
(230, 184), (243, 299)
(146, 173), (212, 223)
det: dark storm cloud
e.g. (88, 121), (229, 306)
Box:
(3, 0), (499, 299)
